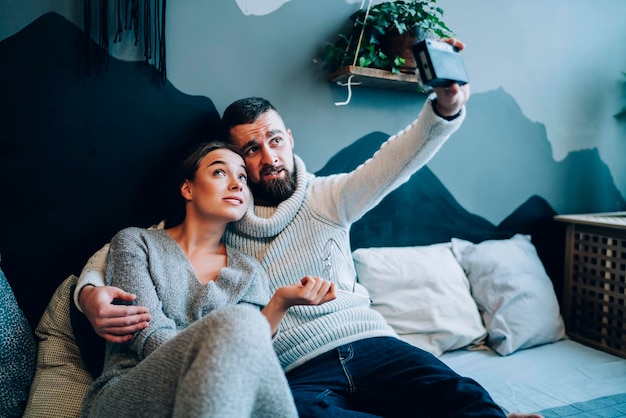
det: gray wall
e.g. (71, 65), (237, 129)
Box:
(2, 0), (624, 223)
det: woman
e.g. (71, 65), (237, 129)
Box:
(81, 141), (335, 418)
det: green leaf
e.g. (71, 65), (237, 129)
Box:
(358, 56), (372, 67)
(321, 0), (455, 74)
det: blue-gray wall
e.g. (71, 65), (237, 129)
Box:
(2, 0), (624, 223)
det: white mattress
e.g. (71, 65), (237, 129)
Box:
(439, 338), (626, 415)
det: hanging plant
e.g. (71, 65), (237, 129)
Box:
(320, 0), (454, 75)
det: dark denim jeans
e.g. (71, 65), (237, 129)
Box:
(286, 337), (506, 418)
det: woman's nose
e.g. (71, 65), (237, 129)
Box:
(231, 178), (244, 190)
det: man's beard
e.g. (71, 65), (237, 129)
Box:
(249, 165), (297, 206)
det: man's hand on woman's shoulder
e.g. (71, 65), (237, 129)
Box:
(80, 285), (152, 343)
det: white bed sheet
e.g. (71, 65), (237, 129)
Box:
(439, 338), (626, 414)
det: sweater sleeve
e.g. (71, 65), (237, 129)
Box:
(73, 244), (109, 312)
(311, 96), (465, 226)
(106, 228), (177, 359)
(73, 223), (166, 312)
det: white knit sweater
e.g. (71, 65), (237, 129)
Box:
(223, 98), (465, 371)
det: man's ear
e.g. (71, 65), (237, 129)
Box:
(287, 128), (295, 149)
(180, 180), (193, 201)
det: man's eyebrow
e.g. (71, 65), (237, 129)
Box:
(241, 129), (285, 150)
(241, 139), (258, 150)
(266, 129), (284, 137)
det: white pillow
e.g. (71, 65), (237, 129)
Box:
(451, 234), (565, 356)
(352, 243), (486, 356)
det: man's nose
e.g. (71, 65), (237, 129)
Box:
(260, 147), (277, 166)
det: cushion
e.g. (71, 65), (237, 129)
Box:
(451, 234), (565, 356)
(352, 243), (487, 356)
(0, 258), (37, 418)
(23, 275), (94, 418)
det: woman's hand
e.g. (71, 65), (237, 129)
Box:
(262, 276), (336, 335)
(275, 275), (336, 307)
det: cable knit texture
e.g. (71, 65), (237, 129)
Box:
(224, 98), (464, 371)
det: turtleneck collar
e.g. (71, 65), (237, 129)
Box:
(229, 155), (313, 238)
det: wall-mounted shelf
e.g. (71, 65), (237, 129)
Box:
(327, 65), (426, 94)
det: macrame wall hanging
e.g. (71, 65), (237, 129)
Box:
(84, 0), (167, 83)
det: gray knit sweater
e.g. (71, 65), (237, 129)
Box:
(223, 97), (465, 371)
(81, 227), (298, 418)
(100, 228), (269, 369)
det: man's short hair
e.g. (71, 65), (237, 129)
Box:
(221, 97), (276, 142)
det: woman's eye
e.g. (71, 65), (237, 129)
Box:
(213, 169), (226, 176)
(238, 174), (247, 182)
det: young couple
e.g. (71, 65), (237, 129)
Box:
(78, 39), (541, 418)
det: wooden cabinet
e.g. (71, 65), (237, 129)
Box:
(555, 212), (626, 358)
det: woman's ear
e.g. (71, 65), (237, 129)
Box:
(180, 180), (193, 201)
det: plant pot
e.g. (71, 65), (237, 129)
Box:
(380, 32), (419, 74)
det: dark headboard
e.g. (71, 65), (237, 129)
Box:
(0, 13), (220, 328)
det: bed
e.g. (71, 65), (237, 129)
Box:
(316, 132), (626, 417)
(442, 340), (626, 416)
(12, 129), (626, 418)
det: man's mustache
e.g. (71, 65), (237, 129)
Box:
(260, 165), (284, 176)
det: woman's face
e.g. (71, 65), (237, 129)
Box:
(183, 148), (249, 223)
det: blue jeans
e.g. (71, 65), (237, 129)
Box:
(286, 337), (506, 418)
